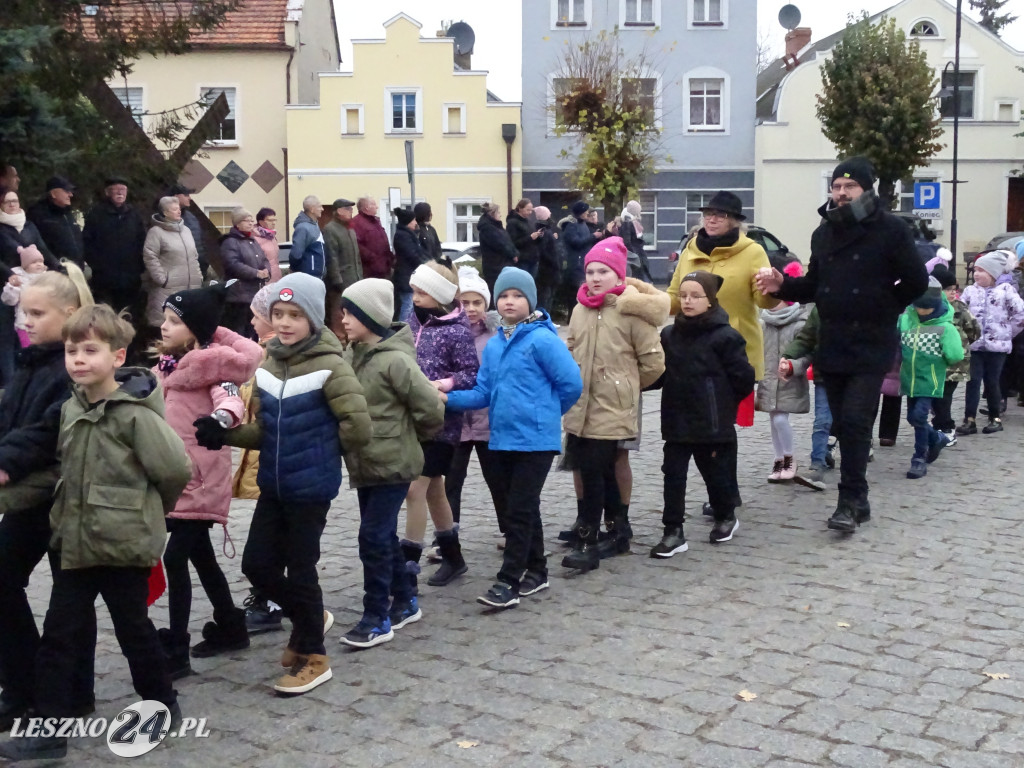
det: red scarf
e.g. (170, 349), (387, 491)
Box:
(576, 282), (626, 309)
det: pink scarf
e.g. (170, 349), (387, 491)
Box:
(576, 282), (626, 309)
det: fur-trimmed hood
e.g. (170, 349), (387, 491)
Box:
(159, 327), (262, 392)
(611, 278), (671, 328)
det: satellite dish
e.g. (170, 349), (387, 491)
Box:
(778, 4), (801, 30)
(447, 21), (475, 55)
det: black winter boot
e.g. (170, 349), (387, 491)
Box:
(191, 607), (251, 658)
(561, 527), (600, 572)
(558, 499), (585, 544)
(427, 528), (468, 586)
(0, 733), (68, 761)
(157, 628), (193, 680)
(400, 540), (424, 595)
(596, 516), (631, 559)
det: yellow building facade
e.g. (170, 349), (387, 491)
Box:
(286, 13), (522, 242)
(110, 0), (339, 231)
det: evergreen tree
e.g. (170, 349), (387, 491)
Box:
(816, 15), (944, 206)
(968, 0), (1018, 36)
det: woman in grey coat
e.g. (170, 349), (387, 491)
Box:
(142, 197), (202, 327)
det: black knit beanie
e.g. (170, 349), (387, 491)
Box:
(831, 156), (876, 191)
(164, 283), (230, 346)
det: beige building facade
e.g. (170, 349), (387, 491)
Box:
(756, 0), (1024, 272)
(110, 0), (339, 231)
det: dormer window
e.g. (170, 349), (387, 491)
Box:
(911, 20), (939, 36)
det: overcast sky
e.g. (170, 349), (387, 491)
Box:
(335, 1), (1024, 102)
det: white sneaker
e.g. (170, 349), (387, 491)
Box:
(943, 429), (958, 447)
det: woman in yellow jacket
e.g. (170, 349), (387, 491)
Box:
(667, 191), (779, 381)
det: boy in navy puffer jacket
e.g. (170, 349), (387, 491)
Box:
(201, 273), (370, 696)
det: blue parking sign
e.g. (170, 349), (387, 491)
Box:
(914, 182), (940, 209)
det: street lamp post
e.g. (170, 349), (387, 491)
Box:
(941, 0), (964, 273)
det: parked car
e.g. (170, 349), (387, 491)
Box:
(983, 232), (1024, 252)
(670, 224), (799, 272)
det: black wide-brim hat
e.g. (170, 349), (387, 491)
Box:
(699, 190), (746, 221)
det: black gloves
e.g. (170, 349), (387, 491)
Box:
(193, 417), (228, 450)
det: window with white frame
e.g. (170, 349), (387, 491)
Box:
(450, 201), (487, 242)
(691, 0), (724, 26)
(939, 70), (975, 119)
(997, 101), (1018, 122)
(688, 78), (724, 130)
(201, 87), (237, 143)
(385, 88), (422, 134)
(685, 192), (716, 231)
(554, 0), (589, 27)
(910, 19), (939, 36)
(622, 77), (658, 125)
(551, 77), (586, 129)
(341, 104), (364, 136)
(623, 0), (656, 26)
(636, 192), (657, 247)
(896, 176), (938, 213)
(205, 207), (236, 235)
(443, 103), (466, 134)
(111, 87), (144, 127)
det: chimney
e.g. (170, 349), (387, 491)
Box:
(783, 27), (812, 71)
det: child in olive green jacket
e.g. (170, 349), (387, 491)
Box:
(339, 278), (444, 648)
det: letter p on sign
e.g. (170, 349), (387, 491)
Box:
(914, 182), (940, 210)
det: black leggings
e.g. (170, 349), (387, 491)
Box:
(445, 441), (506, 530)
(163, 518), (236, 640)
(570, 437), (621, 533)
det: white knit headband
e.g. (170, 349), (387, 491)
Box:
(409, 264), (458, 306)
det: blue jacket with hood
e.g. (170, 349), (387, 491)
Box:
(446, 310), (582, 452)
(289, 211), (326, 280)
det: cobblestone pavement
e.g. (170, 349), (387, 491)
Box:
(7, 389), (1024, 767)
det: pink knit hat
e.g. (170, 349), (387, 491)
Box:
(584, 237), (628, 279)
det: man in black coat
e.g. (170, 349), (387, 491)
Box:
(82, 176), (147, 314)
(756, 156), (928, 533)
(26, 176), (84, 268)
(169, 183), (208, 279)
(562, 201), (601, 292)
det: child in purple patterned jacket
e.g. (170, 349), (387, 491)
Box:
(401, 262), (479, 590)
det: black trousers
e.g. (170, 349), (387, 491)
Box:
(445, 441), (506, 530)
(163, 518), (236, 640)
(242, 496), (328, 655)
(821, 371), (885, 504)
(879, 395), (901, 442)
(487, 451), (555, 591)
(571, 437), (621, 533)
(0, 510), (94, 710)
(932, 380), (959, 432)
(35, 563), (173, 718)
(662, 441), (739, 530)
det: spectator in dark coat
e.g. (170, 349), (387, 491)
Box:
(220, 208), (270, 338)
(477, 203), (518, 297)
(392, 207), (427, 322)
(0, 185), (60, 384)
(414, 202), (444, 263)
(170, 183), (208, 279)
(533, 205), (563, 312)
(82, 177), (147, 315)
(756, 156), (928, 533)
(351, 196), (394, 279)
(26, 176), (83, 268)
(562, 201), (602, 292)
(506, 199), (542, 277)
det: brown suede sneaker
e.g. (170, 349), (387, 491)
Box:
(274, 654), (332, 694)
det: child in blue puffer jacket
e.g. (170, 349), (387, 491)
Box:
(444, 267), (582, 610)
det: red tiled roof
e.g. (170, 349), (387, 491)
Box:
(189, 0), (289, 48)
(82, 0), (292, 50)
